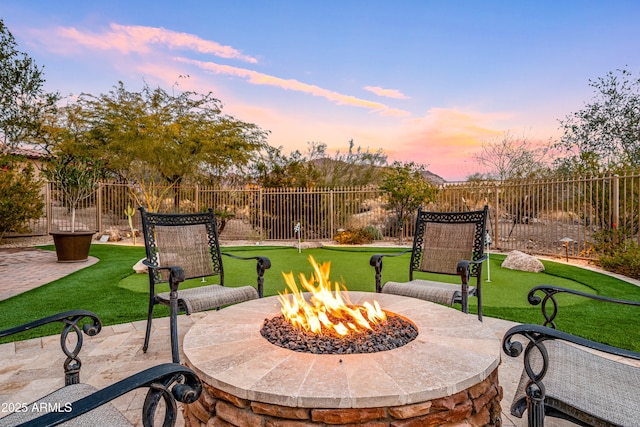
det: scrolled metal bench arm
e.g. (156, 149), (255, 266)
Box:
(503, 322), (640, 427)
(20, 363), (202, 427)
(0, 310), (102, 386)
(528, 285), (640, 328)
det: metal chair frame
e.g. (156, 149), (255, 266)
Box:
(503, 285), (640, 427)
(0, 310), (201, 426)
(370, 205), (488, 320)
(139, 207), (271, 362)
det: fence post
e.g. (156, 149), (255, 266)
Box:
(195, 184), (200, 212)
(494, 182), (500, 250)
(96, 182), (103, 232)
(330, 189), (335, 238)
(613, 174), (620, 244)
(46, 181), (52, 234)
(259, 188), (264, 239)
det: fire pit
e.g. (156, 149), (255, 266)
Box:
(182, 291), (502, 426)
(261, 257), (418, 354)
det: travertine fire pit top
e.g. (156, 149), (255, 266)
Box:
(183, 292), (500, 408)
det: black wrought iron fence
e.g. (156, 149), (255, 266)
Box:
(14, 172), (640, 260)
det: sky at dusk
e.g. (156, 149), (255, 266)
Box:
(2, 1), (640, 181)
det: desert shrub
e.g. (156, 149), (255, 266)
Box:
(0, 156), (44, 241)
(333, 228), (375, 245)
(596, 241), (640, 280)
(362, 225), (383, 240)
(592, 227), (628, 256)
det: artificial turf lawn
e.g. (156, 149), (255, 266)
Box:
(2, 244), (639, 351)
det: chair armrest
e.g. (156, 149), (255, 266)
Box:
(456, 255), (488, 281)
(0, 310), (102, 386)
(143, 260), (186, 292)
(527, 284), (640, 328)
(221, 253), (272, 297)
(369, 249), (411, 293)
(503, 323), (640, 425)
(0, 310), (101, 339)
(503, 323), (640, 362)
(455, 254), (488, 274)
(21, 363), (202, 427)
(455, 255), (488, 319)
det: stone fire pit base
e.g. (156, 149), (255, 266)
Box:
(183, 367), (501, 426)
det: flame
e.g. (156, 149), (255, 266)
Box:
(278, 255), (387, 337)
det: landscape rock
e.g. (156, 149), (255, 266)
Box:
(133, 258), (148, 274)
(501, 250), (545, 273)
(102, 227), (122, 242)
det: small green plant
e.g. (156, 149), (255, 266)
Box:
(124, 203), (136, 244)
(597, 240), (640, 279)
(42, 153), (103, 232)
(591, 227), (628, 256)
(362, 225), (383, 240)
(214, 207), (235, 234)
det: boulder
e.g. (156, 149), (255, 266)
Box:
(133, 258), (148, 274)
(501, 250), (545, 273)
(102, 227), (122, 242)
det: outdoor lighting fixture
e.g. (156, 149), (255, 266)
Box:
(560, 237), (575, 262)
(485, 232), (492, 282)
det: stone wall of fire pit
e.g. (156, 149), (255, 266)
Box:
(184, 368), (501, 426)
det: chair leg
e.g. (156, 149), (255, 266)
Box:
(143, 298), (155, 353)
(475, 276), (483, 321)
(170, 298), (180, 363)
(460, 284), (469, 314)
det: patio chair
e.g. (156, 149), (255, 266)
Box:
(369, 205), (488, 320)
(139, 207), (271, 363)
(0, 310), (201, 426)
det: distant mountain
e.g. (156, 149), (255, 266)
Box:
(421, 170), (446, 186)
(309, 158), (446, 186)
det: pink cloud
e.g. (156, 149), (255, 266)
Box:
(364, 86), (409, 100)
(34, 24), (410, 117)
(48, 23), (257, 62)
(176, 57), (412, 117)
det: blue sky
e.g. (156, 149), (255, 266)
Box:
(3, 1), (639, 181)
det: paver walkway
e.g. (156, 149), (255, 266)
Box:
(0, 247), (98, 301)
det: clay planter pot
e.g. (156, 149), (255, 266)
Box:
(50, 231), (96, 262)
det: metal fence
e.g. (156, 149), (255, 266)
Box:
(437, 173), (640, 259)
(16, 171), (640, 260)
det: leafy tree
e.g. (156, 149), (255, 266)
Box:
(0, 155), (44, 241)
(555, 68), (640, 173)
(45, 82), (269, 210)
(473, 130), (550, 181)
(253, 145), (320, 188)
(0, 19), (59, 148)
(380, 161), (437, 242)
